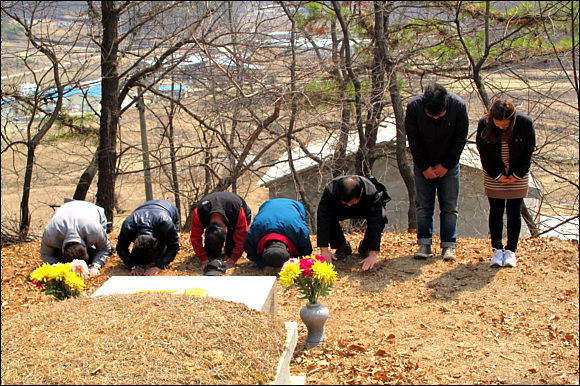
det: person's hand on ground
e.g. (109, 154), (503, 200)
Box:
(144, 267), (161, 276)
(225, 257), (236, 269)
(319, 247), (336, 265)
(360, 251), (378, 271)
(88, 267), (100, 278)
(130, 266), (146, 276)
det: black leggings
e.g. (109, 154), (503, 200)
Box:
(488, 197), (523, 252)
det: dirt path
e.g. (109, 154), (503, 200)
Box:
(1, 232), (578, 385)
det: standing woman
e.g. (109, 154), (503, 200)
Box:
(476, 99), (535, 267)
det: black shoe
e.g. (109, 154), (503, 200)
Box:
(335, 241), (352, 259)
(358, 240), (370, 258)
(414, 245), (433, 260)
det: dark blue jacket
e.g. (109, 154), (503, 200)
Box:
(117, 200), (180, 270)
(244, 198), (312, 269)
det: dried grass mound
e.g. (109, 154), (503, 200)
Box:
(1, 293), (287, 385)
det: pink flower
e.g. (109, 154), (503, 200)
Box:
(300, 258), (316, 277)
(282, 258), (299, 269)
(71, 259), (89, 280)
(312, 254), (326, 263)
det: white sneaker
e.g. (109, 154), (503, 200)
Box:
(490, 249), (504, 267)
(504, 250), (517, 267)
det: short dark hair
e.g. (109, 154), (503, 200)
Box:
(338, 176), (363, 203)
(204, 222), (226, 257)
(62, 242), (88, 263)
(423, 83), (448, 116)
(131, 234), (165, 264)
(262, 240), (290, 268)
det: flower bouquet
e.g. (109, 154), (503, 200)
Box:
(279, 254), (337, 304)
(30, 262), (87, 300)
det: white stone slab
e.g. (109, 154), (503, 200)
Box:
(91, 276), (278, 315)
(272, 322), (298, 385)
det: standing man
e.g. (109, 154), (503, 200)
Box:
(405, 82), (469, 261)
(244, 198), (313, 275)
(190, 192), (252, 271)
(317, 175), (390, 271)
(116, 199), (181, 276)
(40, 199), (112, 278)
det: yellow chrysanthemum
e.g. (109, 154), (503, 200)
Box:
(54, 263), (73, 280)
(63, 271), (86, 292)
(30, 263), (54, 282)
(311, 260), (337, 285)
(279, 262), (301, 287)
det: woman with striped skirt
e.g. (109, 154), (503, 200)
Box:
(476, 99), (536, 267)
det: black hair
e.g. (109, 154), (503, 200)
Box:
(204, 222), (226, 257)
(337, 176), (363, 203)
(262, 240), (290, 268)
(131, 234), (165, 264)
(62, 242), (88, 263)
(423, 83), (448, 116)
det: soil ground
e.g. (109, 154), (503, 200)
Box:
(1, 231), (578, 385)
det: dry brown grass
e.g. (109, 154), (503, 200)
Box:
(2, 230), (578, 385)
(1, 292), (286, 385)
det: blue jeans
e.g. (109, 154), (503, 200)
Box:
(414, 163), (460, 248)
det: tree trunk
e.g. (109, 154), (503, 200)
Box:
(73, 151), (98, 200)
(168, 98), (181, 229)
(381, 1), (416, 232)
(18, 145), (35, 237)
(96, 1), (120, 233)
(521, 200), (540, 238)
(137, 86), (153, 201)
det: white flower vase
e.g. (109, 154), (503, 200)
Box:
(300, 301), (329, 348)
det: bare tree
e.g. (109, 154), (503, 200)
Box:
(1, 1), (91, 238)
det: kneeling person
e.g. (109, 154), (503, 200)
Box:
(244, 198), (313, 275)
(117, 199), (181, 276)
(40, 199), (112, 278)
(190, 192), (252, 271)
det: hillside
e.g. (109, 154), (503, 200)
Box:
(1, 231), (578, 384)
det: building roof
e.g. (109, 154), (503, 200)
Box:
(257, 116), (539, 195)
(259, 116), (483, 186)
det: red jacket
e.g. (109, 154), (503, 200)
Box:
(190, 192), (252, 263)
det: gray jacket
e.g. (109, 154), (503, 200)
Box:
(40, 200), (112, 267)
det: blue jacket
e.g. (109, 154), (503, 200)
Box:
(244, 198), (312, 269)
(117, 200), (180, 270)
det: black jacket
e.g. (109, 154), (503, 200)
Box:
(117, 200), (180, 270)
(317, 175), (390, 251)
(476, 113), (535, 179)
(405, 92), (469, 171)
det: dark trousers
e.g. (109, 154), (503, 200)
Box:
(488, 197), (523, 252)
(327, 215), (387, 250)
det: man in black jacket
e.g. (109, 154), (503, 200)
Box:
(116, 200), (181, 276)
(317, 175), (390, 271)
(405, 82), (469, 262)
